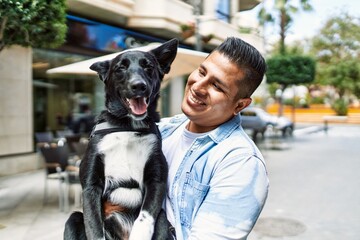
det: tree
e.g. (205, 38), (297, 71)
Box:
(267, 55), (316, 87)
(258, 0), (313, 55)
(310, 11), (360, 115)
(0, 0), (67, 52)
(266, 54), (315, 115)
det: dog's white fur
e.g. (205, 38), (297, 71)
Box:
(98, 132), (157, 208)
(98, 132), (157, 239)
(129, 210), (155, 240)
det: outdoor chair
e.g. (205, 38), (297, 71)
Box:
(35, 131), (55, 146)
(56, 129), (74, 138)
(65, 134), (82, 155)
(39, 143), (81, 212)
(71, 140), (88, 160)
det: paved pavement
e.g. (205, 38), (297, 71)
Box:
(0, 169), (80, 240)
(249, 124), (360, 240)
(0, 124), (359, 240)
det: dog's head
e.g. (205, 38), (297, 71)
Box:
(90, 39), (178, 121)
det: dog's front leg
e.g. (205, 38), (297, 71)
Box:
(129, 152), (168, 240)
(81, 154), (106, 240)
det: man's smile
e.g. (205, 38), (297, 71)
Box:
(188, 90), (206, 106)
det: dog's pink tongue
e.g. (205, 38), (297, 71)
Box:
(128, 97), (148, 115)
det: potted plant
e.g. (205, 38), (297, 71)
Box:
(180, 22), (195, 39)
(202, 34), (214, 43)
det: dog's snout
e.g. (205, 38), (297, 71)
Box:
(130, 80), (147, 94)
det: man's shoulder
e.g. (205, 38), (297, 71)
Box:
(210, 124), (265, 163)
(158, 114), (188, 137)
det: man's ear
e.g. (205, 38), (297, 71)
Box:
(234, 98), (252, 115)
(90, 60), (110, 82)
(150, 38), (179, 75)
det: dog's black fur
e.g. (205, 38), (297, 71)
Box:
(64, 39), (178, 240)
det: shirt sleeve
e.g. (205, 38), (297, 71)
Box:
(188, 155), (269, 240)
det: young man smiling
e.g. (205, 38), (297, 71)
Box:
(159, 37), (269, 239)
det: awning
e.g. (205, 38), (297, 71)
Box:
(46, 43), (209, 82)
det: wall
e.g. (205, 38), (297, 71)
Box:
(0, 46), (39, 176)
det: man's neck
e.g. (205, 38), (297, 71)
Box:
(186, 121), (217, 133)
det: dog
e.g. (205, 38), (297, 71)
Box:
(64, 39), (178, 240)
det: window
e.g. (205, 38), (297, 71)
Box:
(216, 0), (231, 23)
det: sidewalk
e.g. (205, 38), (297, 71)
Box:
(0, 170), (80, 240)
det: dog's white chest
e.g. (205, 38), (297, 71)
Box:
(98, 132), (157, 184)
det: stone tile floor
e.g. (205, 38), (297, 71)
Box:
(0, 170), (80, 240)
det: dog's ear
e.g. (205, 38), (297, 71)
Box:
(90, 60), (110, 82)
(150, 38), (179, 75)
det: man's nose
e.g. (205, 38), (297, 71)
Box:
(191, 78), (208, 95)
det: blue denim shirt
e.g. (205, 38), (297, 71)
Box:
(159, 114), (269, 240)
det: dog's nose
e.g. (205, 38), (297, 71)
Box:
(130, 80), (147, 94)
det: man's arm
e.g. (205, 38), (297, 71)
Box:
(189, 155), (269, 240)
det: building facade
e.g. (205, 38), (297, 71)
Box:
(0, 0), (264, 176)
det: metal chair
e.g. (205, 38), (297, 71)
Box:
(72, 139), (88, 160)
(35, 131), (54, 144)
(65, 134), (82, 155)
(39, 143), (81, 212)
(56, 129), (74, 138)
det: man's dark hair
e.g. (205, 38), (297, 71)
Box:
(214, 37), (266, 98)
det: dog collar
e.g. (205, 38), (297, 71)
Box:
(90, 121), (152, 138)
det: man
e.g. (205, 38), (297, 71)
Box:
(159, 37), (269, 239)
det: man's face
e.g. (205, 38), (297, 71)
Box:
(181, 51), (251, 133)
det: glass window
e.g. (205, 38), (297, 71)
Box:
(216, 0), (231, 23)
(66, 15), (163, 53)
(33, 49), (96, 135)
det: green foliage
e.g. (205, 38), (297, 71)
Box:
(332, 98), (348, 116)
(266, 55), (316, 87)
(308, 96), (325, 105)
(267, 82), (280, 98)
(0, 0), (67, 51)
(257, 0), (313, 54)
(283, 96), (309, 108)
(310, 12), (360, 99)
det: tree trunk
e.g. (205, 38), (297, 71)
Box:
(279, 8), (286, 55)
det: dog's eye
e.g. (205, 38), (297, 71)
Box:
(117, 59), (130, 71)
(145, 66), (154, 73)
(139, 59), (154, 73)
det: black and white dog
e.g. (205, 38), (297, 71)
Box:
(64, 39), (178, 240)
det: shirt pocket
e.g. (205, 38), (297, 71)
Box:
(180, 172), (210, 228)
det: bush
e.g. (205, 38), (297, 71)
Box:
(332, 98), (348, 116)
(309, 96), (325, 104)
(266, 55), (316, 86)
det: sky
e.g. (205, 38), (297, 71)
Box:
(241, 0), (360, 44)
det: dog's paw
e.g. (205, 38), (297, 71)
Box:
(129, 210), (155, 240)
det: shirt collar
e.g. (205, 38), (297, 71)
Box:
(207, 114), (241, 144)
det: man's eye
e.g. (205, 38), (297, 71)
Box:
(198, 70), (205, 76)
(213, 83), (223, 91)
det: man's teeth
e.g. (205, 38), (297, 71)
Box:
(190, 94), (204, 105)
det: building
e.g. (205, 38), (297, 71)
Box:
(0, 0), (264, 176)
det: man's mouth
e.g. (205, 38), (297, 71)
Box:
(126, 97), (149, 116)
(189, 91), (206, 106)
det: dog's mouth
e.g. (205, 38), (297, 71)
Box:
(126, 97), (149, 118)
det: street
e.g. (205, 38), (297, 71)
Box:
(249, 124), (360, 240)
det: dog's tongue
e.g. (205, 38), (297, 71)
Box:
(128, 97), (148, 115)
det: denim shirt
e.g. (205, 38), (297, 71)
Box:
(159, 114), (269, 240)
